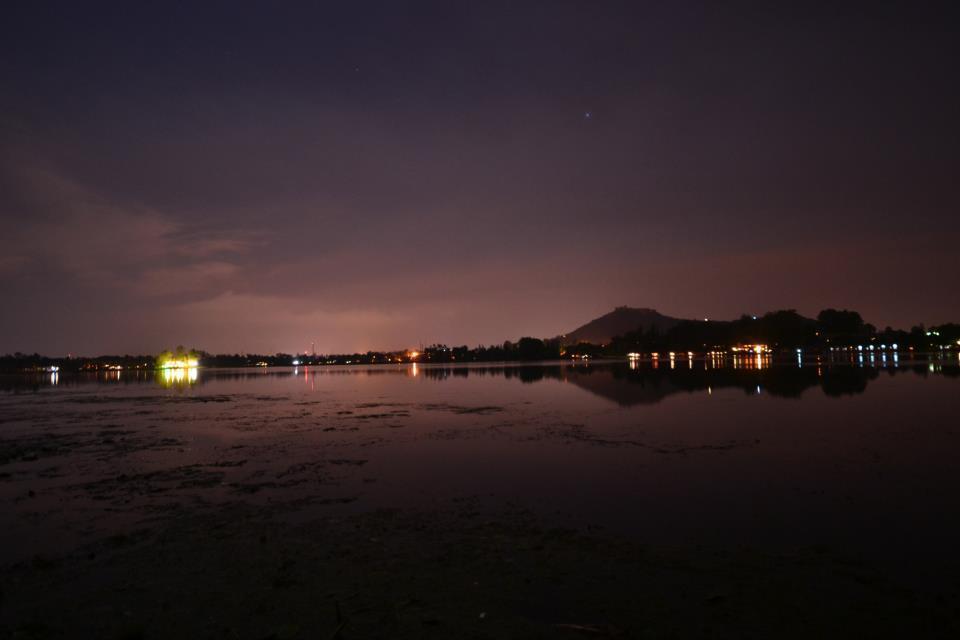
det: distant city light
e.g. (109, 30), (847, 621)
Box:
(158, 358), (199, 369)
(292, 359), (301, 366)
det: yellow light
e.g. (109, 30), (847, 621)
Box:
(159, 357), (200, 370)
(159, 366), (198, 387)
(408, 351), (419, 359)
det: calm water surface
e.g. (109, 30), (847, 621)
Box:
(2, 358), (959, 584)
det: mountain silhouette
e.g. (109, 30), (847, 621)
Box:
(559, 306), (681, 345)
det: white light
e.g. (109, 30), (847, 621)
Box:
(292, 359), (301, 366)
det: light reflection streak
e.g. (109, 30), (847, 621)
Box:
(159, 366), (198, 387)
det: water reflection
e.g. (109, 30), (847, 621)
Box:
(404, 361), (958, 406)
(217, 360), (957, 406)
(2, 358), (958, 401)
(158, 366), (198, 388)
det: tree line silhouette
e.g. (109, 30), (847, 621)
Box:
(1, 309), (958, 372)
(590, 309), (960, 357)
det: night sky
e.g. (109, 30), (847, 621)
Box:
(2, 2), (958, 355)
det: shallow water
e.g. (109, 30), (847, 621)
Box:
(2, 358), (959, 585)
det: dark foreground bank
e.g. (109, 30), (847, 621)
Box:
(4, 500), (959, 639)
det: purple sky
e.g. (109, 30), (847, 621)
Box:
(1, 2), (958, 355)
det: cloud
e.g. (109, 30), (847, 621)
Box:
(0, 163), (256, 298)
(139, 262), (242, 297)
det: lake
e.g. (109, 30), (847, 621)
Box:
(2, 357), (959, 637)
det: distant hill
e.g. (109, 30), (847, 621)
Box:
(559, 307), (682, 345)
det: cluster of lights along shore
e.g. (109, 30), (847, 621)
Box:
(156, 356), (199, 369)
(25, 340), (958, 377)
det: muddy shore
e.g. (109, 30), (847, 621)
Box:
(3, 369), (960, 637)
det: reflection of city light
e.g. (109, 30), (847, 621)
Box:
(160, 366), (198, 386)
(50, 372), (59, 385)
(411, 362), (419, 377)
